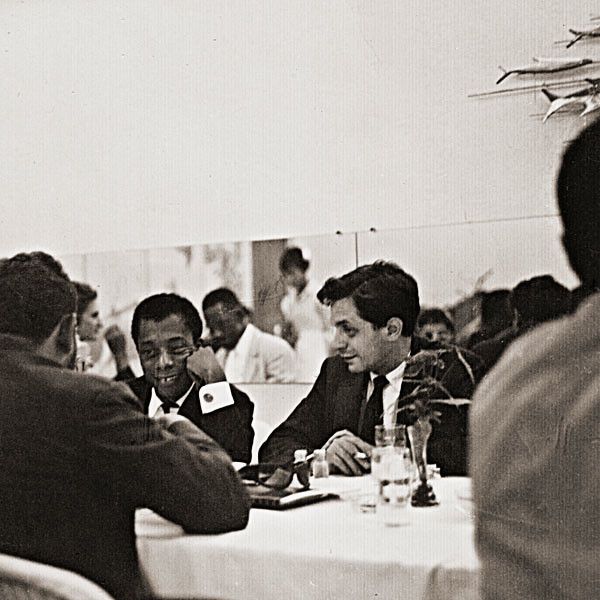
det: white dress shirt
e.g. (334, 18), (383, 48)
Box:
(147, 381), (234, 417)
(367, 361), (407, 428)
(215, 323), (297, 383)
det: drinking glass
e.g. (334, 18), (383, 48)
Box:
(374, 447), (413, 526)
(374, 424), (407, 448)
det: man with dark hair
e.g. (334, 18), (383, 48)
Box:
(472, 275), (572, 376)
(470, 119), (600, 599)
(0, 254), (250, 600)
(127, 293), (254, 463)
(415, 308), (456, 348)
(202, 287), (296, 383)
(260, 261), (469, 476)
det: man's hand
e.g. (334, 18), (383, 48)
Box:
(186, 346), (227, 384)
(325, 431), (373, 476)
(104, 325), (130, 371)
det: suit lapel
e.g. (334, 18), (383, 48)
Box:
(333, 371), (369, 435)
(178, 385), (203, 423)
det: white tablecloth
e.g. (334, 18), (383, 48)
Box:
(136, 476), (479, 600)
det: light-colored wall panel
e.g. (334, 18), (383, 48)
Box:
(357, 217), (578, 307)
(0, 1), (596, 258)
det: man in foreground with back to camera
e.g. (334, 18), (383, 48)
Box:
(126, 293), (254, 464)
(470, 119), (600, 599)
(0, 253), (250, 600)
(260, 261), (470, 477)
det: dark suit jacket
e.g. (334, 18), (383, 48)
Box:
(126, 376), (254, 464)
(0, 335), (250, 600)
(259, 355), (469, 476)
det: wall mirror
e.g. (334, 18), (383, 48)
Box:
(59, 215), (576, 383)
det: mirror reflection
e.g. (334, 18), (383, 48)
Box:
(59, 217), (577, 384)
(59, 233), (356, 383)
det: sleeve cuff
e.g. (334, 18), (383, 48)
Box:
(198, 381), (235, 414)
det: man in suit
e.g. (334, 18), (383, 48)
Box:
(202, 287), (297, 383)
(470, 119), (600, 599)
(259, 261), (469, 476)
(126, 293), (254, 464)
(0, 253), (250, 600)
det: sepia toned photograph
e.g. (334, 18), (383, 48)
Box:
(0, 2), (597, 599)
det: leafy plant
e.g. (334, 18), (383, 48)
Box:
(395, 345), (476, 423)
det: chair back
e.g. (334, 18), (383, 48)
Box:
(0, 553), (115, 600)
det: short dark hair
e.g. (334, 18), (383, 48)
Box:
(131, 293), (203, 345)
(417, 308), (455, 333)
(512, 275), (572, 327)
(557, 118), (600, 288)
(279, 247), (309, 273)
(480, 289), (513, 327)
(6, 251), (70, 279)
(317, 261), (420, 336)
(0, 252), (76, 344)
(202, 288), (244, 313)
(73, 281), (97, 317)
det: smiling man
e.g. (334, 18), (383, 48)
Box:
(0, 254), (249, 600)
(126, 293), (254, 464)
(259, 261), (470, 476)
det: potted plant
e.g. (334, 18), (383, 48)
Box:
(396, 346), (475, 507)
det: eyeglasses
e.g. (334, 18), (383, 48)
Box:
(238, 460), (311, 490)
(138, 345), (195, 362)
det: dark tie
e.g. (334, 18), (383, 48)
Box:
(359, 375), (388, 444)
(160, 400), (179, 414)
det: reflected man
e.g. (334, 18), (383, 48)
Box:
(202, 287), (297, 383)
(126, 293), (254, 464)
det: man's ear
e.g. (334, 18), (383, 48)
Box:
(56, 313), (77, 355)
(385, 317), (404, 340)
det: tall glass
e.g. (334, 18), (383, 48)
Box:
(374, 424), (407, 448)
(373, 446), (413, 526)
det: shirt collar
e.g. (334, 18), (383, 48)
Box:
(148, 382), (195, 418)
(230, 323), (255, 357)
(370, 359), (407, 394)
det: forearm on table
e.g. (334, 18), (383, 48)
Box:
(149, 421), (250, 532)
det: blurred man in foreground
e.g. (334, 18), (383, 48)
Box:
(470, 120), (600, 599)
(260, 261), (470, 476)
(127, 293), (254, 464)
(0, 253), (250, 600)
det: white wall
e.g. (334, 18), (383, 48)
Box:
(0, 1), (596, 276)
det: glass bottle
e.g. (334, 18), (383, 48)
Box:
(311, 449), (329, 478)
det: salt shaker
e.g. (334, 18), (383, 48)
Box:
(312, 449), (329, 478)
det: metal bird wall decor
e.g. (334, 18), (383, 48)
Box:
(566, 25), (600, 49)
(471, 14), (600, 124)
(496, 57), (594, 84)
(541, 78), (600, 122)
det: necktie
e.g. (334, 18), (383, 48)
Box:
(160, 400), (179, 414)
(359, 375), (388, 444)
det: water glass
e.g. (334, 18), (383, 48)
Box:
(374, 424), (407, 448)
(374, 447), (413, 526)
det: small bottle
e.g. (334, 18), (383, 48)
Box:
(311, 449), (329, 478)
(294, 449), (308, 463)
